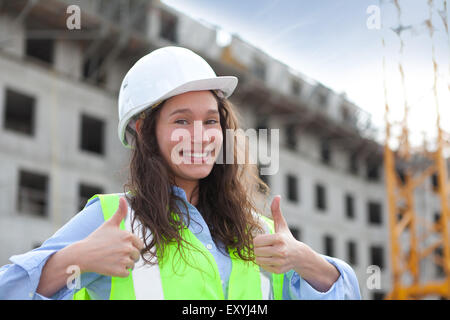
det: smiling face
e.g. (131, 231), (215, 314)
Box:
(154, 90), (223, 183)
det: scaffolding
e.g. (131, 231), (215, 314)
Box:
(382, 0), (450, 299)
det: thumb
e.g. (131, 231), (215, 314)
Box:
(107, 197), (128, 227)
(271, 195), (288, 233)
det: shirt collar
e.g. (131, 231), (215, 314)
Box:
(171, 185), (199, 216)
(171, 185), (187, 201)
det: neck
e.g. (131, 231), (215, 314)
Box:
(174, 178), (199, 206)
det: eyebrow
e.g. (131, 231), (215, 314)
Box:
(168, 108), (219, 117)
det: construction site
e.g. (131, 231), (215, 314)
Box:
(0, 0), (448, 300)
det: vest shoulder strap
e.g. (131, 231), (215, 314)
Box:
(253, 213), (285, 300)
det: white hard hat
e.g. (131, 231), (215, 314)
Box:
(118, 46), (238, 148)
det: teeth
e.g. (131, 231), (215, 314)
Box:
(182, 152), (210, 158)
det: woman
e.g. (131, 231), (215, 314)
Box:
(0, 46), (361, 300)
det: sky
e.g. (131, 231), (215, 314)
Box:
(161, 0), (450, 147)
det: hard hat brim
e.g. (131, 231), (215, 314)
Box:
(118, 75), (238, 148)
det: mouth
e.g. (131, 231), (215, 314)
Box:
(179, 150), (214, 164)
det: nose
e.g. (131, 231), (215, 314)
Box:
(192, 120), (212, 149)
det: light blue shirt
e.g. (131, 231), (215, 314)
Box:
(0, 186), (361, 300)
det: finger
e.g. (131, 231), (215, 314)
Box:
(123, 257), (135, 271)
(255, 256), (283, 266)
(253, 234), (279, 247)
(257, 263), (284, 274)
(108, 197), (128, 227)
(254, 246), (278, 258)
(271, 195), (289, 233)
(130, 247), (140, 263)
(130, 234), (145, 251)
(116, 269), (130, 278)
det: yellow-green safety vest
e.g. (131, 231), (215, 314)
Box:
(73, 193), (284, 300)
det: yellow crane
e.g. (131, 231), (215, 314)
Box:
(383, 0), (450, 299)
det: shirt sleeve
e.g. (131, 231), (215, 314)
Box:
(0, 198), (105, 300)
(283, 254), (361, 300)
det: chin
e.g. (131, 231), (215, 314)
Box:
(179, 164), (214, 180)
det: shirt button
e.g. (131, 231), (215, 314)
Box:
(206, 243), (213, 250)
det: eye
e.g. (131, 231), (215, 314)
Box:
(175, 119), (188, 125)
(205, 119), (219, 125)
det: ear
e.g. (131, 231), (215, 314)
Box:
(135, 119), (142, 134)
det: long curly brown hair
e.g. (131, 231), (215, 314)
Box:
(123, 90), (270, 266)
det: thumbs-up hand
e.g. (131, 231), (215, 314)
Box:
(253, 195), (306, 274)
(77, 197), (145, 278)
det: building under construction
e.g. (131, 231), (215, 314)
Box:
(0, 0), (448, 299)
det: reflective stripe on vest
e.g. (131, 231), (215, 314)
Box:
(73, 193), (284, 300)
